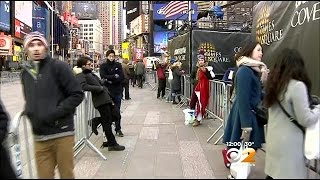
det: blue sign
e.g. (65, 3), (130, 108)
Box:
(32, 3), (47, 37)
(0, 1), (10, 31)
(153, 3), (198, 20)
(154, 31), (175, 53)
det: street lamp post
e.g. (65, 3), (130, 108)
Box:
(69, 12), (75, 67)
(148, 1), (154, 57)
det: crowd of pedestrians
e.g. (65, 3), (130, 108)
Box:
(0, 31), (319, 179)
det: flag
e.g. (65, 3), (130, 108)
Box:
(162, 1), (189, 18)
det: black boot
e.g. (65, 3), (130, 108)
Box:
(108, 143), (125, 151)
(101, 141), (113, 148)
(178, 96), (181, 102)
(91, 117), (101, 135)
(116, 130), (124, 137)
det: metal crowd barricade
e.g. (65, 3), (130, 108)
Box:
(0, 71), (21, 85)
(6, 112), (31, 178)
(206, 80), (228, 144)
(73, 92), (106, 160)
(144, 70), (157, 90)
(7, 92), (106, 178)
(175, 75), (191, 108)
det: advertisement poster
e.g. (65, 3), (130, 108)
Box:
(32, 2), (47, 37)
(122, 42), (130, 60)
(154, 31), (175, 54)
(0, 33), (13, 55)
(134, 48), (144, 62)
(168, 32), (190, 73)
(192, 30), (251, 75)
(0, 1), (10, 31)
(153, 3), (198, 20)
(74, 3), (97, 20)
(252, 1), (320, 96)
(14, 19), (32, 40)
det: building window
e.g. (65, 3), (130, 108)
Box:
(89, 32), (93, 35)
(84, 24), (88, 27)
(89, 24), (93, 27)
(89, 37), (93, 40)
(89, 28), (93, 31)
(84, 33), (88, 35)
(84, 28), (88, 31)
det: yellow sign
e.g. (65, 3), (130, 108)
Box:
(122, 42), (130, 60)
(13, 45), (22, 62)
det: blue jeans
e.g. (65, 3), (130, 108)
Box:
(166, 79), (173, 101)
(111, 94), (122, 131)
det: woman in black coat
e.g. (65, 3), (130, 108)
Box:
(0, 100), (17, 179)
(74, 56), (125, 151)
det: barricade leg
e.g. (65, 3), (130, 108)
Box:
(213, 133), (224, 145)
(207, 123), (223, 143)
(84, 139), (107, 160)
(174, 96), (186, 108)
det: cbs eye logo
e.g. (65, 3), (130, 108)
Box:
(226, 147), (256, 163)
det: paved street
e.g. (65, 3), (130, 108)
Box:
(1, 80), (272, 179)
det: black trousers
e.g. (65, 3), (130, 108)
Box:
(0, 145), (17, 179)
(131, 75), (136, 87)
(96, 104), (117, 145)
(122, 79), (130, 99)
(110, 94), (122, 132)
(136, 75), (143, 88)
(157, 79), (166, 98)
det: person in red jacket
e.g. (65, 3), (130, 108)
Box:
(191, 54), (215, 126)
(155, 60), (168, 99)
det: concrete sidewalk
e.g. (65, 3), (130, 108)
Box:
(73, 85), (267, 179)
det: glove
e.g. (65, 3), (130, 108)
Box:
(240, 128), (252, 143)
(206, 66), (213, 71)
(100, 79), (107, 85)
(114, 74), (119, 78)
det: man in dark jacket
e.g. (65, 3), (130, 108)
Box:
(20, 32), (84, 179)
(135, 59), (146, 88)
(99, 50), (124, 137)
(121, 58), (131, 100)
(74, 56), (125, 151)
(0, 100), (17, 179)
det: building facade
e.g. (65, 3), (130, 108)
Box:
(98, 1), (123, 54)
(78, 20), (103, 55)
